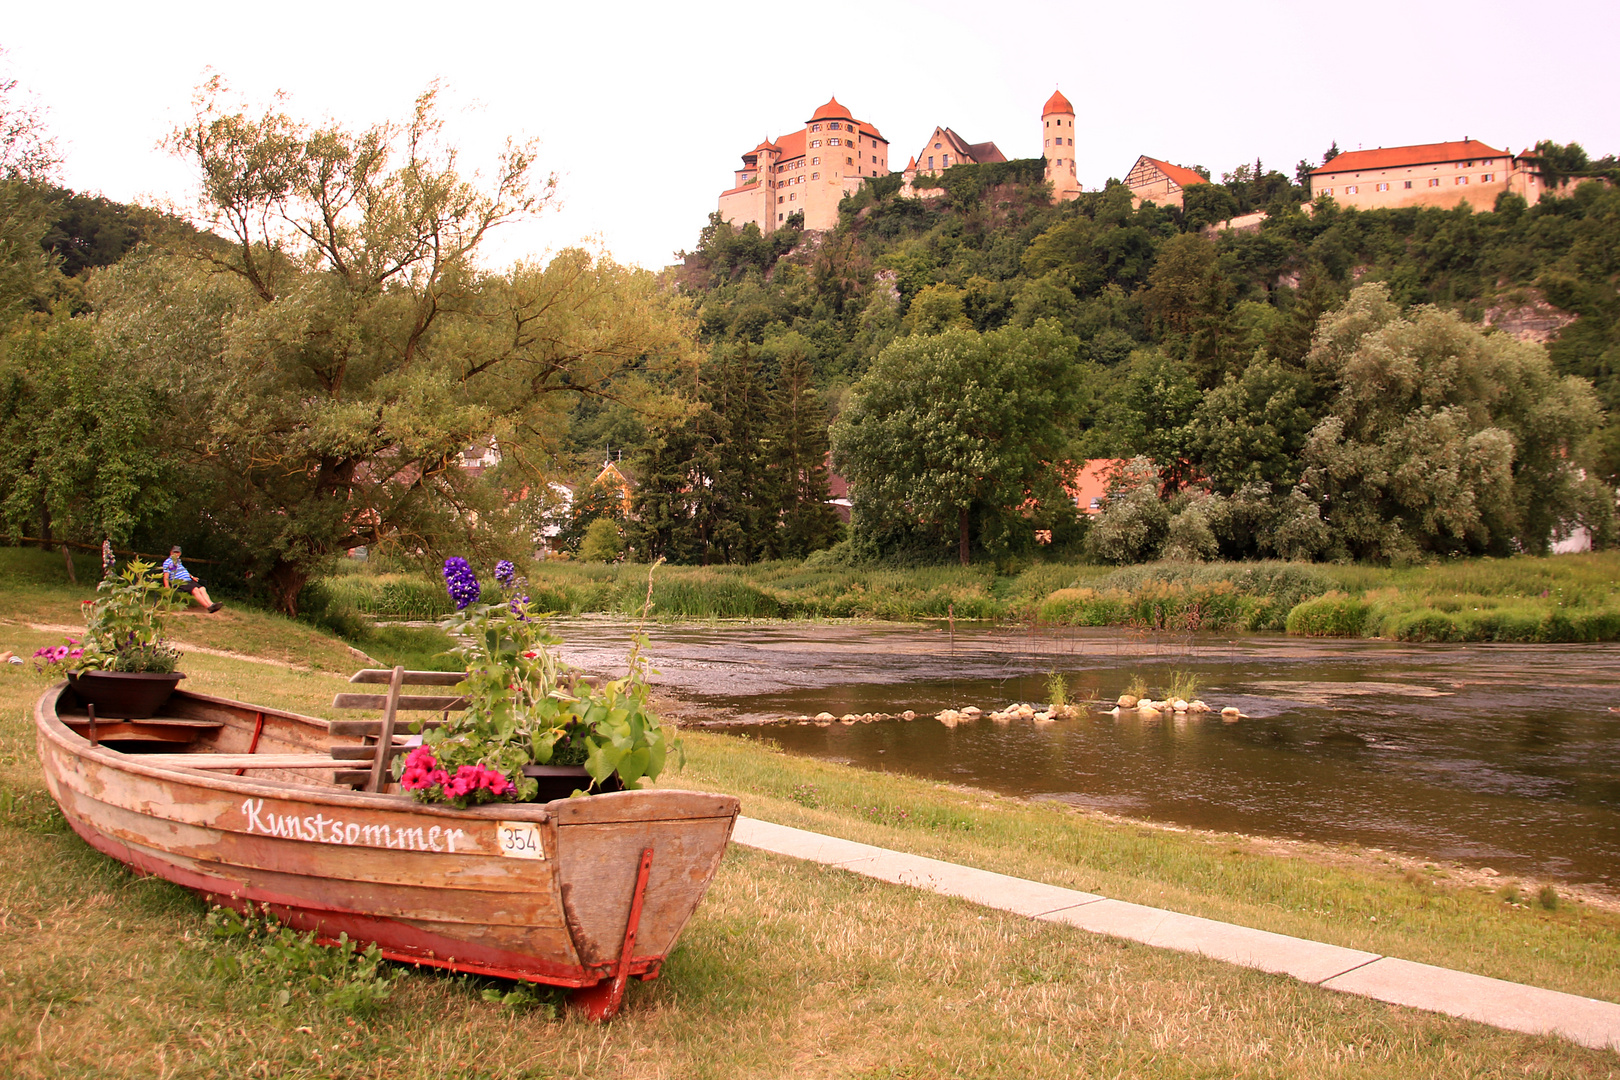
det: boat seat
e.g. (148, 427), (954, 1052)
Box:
(62, 715), (224, 746)
(330, 667), (603, 792)
(330, 668), (468, 792)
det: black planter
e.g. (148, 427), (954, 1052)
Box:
(521, 764), (624, 801)
(67, 671), (186, 720)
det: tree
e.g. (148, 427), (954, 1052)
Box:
(578, 517), (624, 563)
(96, 80), (695, 613)
(765, 347), (840, 558)
(1084, 457), (1169, 564)
(0, 314), (172, 545)
(831, 321), (1080, 565)
(1189, 356), (1318, 493)
(1301, 284), (1608, 559)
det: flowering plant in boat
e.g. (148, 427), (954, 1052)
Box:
(51, 560), (182, 673)
(398, 559), (679, 807)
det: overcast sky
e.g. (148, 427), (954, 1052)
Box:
(5, 0), (1617, 271)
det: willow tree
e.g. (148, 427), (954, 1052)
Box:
(97, 80), (695, 612)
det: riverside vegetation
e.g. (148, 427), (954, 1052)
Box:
(307, 548), (1620, 643)
(3, 551), (1620, 1076)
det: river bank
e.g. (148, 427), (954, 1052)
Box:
(3, 583), (1620, 1074)
(311, 550), (1620, 643)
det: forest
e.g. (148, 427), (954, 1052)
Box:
(2, 68), (1618, 612)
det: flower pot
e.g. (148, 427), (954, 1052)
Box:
(67, 671), (186, 720)
(522, 764), (624, 802)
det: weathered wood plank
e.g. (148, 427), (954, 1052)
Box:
(62, 717), (223, 729)
(130, 754), (354, 770)
(330, 718), (446, 738)
(331, 693), (468, 712)
(57, 722), (202, 744)
(348, 669), (466, 686)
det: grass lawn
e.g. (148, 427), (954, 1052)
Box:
(1, 555), (1618, 1076)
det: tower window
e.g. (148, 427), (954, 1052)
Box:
(829, 122), (840, 130)
(1404, 180), (1413, 188)
(811, 124), (821, 132)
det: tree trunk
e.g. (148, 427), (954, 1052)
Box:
(60, 544), (76, 585)
(958, 507), (970, 567)
(267, 561), (309, 616)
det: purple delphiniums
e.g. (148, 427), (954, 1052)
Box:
(494, 560), (517, 589)
(443, 557), (482, 610)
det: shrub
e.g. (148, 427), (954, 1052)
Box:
(579, 518), (625, 563)
(1285, 593), (1372, 637)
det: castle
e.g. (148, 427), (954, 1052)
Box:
(717, 90), (1082, 230)
(718, 96), (1580, 231)
(716, 97), (893, 233)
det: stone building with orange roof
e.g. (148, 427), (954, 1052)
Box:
(911, 125), (1006, 175)
(1123, 155), (1209, 209)
(1309, 139), (1520, 211)
(1041, 90), (1082, 201)
(716, 97), (892, 232)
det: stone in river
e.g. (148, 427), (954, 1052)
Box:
(901, 710), (917, 721)
(1171, 698), (1188, 712)
(1221, 706), (1241, 720)
(1117, 694), (1139, 708)
(815, 712), (836, 721)
(961, 706), (982, 719)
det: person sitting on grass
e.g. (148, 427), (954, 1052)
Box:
(162, 546), (223, 613)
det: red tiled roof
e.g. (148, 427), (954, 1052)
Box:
(719, 180), (762, 198)
(854, 118), (887, 144)
(1140, 156), (1207, 190)
(1043, 89), (1074, 116)
(776, 129), (805, 161)
(968, 140), (1006, 164)
(809, 96), (853, 122)
(1312, 139), (1506, 175)
(904, 155), (917, 171)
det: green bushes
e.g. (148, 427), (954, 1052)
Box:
(292, 550), (1620, 643)
(1285, 593), (1372, 637)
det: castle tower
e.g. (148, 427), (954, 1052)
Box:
(1042, 89), (1081, 202)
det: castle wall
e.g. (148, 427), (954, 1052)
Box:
(1312, 154), (1512, 212)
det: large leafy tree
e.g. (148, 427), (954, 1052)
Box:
(95, 80), (695, 612)
(1301, 284), (1610, 559)
(831, 320), (1081, 565)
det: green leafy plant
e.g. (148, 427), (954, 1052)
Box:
(1046, 671), (1068, 708)
(73, 560), (181, 673)
(206, 903), (400, 1016)
(1165, 671), (1201, 702)
(400, 558), (682, 807)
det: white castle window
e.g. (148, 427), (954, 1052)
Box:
(811, 140), (821, 148)
(829, 138), (840, 146)
(811, 124), (821, 132)
(829, 122), (841, 130)
(1456, 176), (1469, 185)
(1376, 182), (1389, 191)
(1482, 172), (1495, 182)
(1346, 185), (1358, 194)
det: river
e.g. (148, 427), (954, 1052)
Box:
(549, 617), (1620, 888)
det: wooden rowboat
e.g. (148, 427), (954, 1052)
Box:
(35, 680), (738, 1019)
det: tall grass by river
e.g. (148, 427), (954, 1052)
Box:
(314, 551), (1620, 643)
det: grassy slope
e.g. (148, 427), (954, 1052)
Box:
(1, 558), (1618, 1076)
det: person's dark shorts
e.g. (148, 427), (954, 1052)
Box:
(174, 580), (199, 594)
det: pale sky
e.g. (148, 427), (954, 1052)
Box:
(5, 0), (1617, 271)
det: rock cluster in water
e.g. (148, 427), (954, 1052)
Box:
(741, 696), (1246, 727)
(1108, 694), (1244, 720)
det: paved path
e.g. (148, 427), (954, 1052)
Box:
(733, 816), (1620, 1052)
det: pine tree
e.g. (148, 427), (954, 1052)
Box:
(766, 349), (840, 558)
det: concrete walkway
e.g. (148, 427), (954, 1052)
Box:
(732, 816), (1620, 1053)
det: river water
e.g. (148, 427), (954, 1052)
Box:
(550, 618), (1620, 888)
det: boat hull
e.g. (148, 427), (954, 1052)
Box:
(36, 682), (738, 995)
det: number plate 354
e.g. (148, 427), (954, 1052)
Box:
(496, 821), (544, 860)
